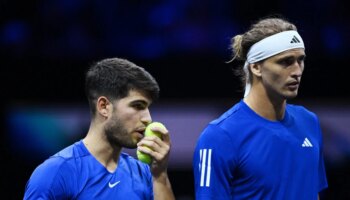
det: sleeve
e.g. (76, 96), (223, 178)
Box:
(193, 124), (238, 200)
(132, 158), (154, 200)
(315, 116), (328, 192)
(145, 164), (154, 200)
(24, 157), (74, 200)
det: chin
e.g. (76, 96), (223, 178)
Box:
(123, 142), (137, 149)
(284, 93), (298, 100)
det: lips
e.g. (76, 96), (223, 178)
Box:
(286, 81), (299, 90)
(135, 127), (146, 137)
(288, 82), (299, 86)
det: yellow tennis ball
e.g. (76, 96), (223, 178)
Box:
(145, 122), (165, 138)
(137, 122), (166, 164)
(137, 149), (152, 164)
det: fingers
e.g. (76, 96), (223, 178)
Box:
(137, 136), (170, 162)
(149, 126), (171, 145)
(138, 136), (169, 155)
(138, 124), (172, 176)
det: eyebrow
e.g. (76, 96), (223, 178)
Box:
(129, 99), (150, 106)
(276, 54), (306, 60)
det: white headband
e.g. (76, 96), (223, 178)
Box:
(243, 30), (305, 97)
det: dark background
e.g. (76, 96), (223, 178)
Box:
(1, 0), (350, 199)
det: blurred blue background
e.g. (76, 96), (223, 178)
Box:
(1, 0), (350, 199)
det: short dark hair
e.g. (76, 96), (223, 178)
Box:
(85, 58), (159, 116)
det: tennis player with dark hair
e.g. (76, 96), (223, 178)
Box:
(24, 58), (175, 200)
(193, 17), (328, 199)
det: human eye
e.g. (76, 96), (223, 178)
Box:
(277, 57), (294, 67)
(297, 55), (305, 65)
(130, 101), (147, 110)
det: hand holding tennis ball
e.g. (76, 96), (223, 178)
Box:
(137, 122), (166, 164)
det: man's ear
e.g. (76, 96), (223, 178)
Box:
(250, 63), (262, 77)
(96, 96), (111, 118)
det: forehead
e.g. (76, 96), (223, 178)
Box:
(120, 89), (151, 104)
(272, 48), (305, 59)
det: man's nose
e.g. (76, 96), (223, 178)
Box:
(141, 108), (152, 125)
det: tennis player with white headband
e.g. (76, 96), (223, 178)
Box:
(193, 17), (328, 200)
(243, 30), (304, 97)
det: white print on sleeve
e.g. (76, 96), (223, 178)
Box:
(199, 149), (212, 187)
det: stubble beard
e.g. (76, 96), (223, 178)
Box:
(104, 115), (137, 149)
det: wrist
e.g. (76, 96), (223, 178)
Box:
(152, 170), (169, 182)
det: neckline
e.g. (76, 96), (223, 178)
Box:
(240, 100), (291, 126)
(79, 140), (122, 174)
